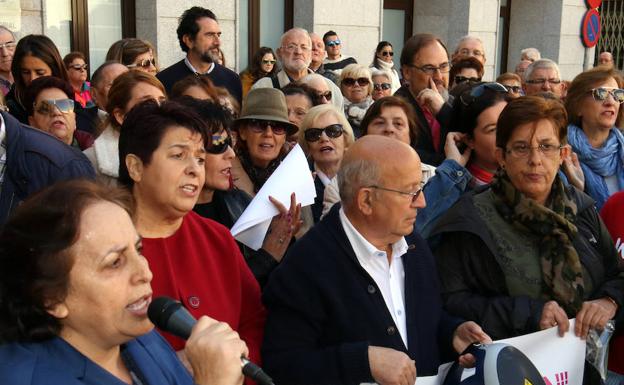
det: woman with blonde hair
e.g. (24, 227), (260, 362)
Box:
(339, 63), (374, 136)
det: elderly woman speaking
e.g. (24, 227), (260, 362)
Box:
(430, 96), (624, 346)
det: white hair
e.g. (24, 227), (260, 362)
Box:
(280, 28), (311, 47)
(524, 58), (560, 82)
(521, 47), (541, 61)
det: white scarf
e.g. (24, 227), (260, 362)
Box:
(92, 125), (120, 177)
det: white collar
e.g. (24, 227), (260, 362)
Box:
(184, 57), (215, 75)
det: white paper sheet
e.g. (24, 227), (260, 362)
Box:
(230, 144), (316, 250)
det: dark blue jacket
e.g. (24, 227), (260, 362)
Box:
(262, 204), (463, 385)
(0, 331), (193, 385)
(0, 112), (95, 223)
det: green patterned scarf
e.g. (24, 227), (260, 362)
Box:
(490, 169), (585, 315)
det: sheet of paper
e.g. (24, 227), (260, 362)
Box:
(231, 144), (316, 250)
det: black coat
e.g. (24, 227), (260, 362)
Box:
(262, 204), (463, 385)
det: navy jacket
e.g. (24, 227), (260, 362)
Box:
(0, 112), (95, 223)
(0, 331), (193, 385)
(157, 59), (243, 105)
(262, 205), (463, 385)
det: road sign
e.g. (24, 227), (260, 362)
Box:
(581, 9), (601, 47)
(586, 0), (602, 9)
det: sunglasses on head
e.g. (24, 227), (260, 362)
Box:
(454, 75), (481, 85)
(373, 83), (391, 91)
(69, 64), (88, 71)
(590, 87), (624, 103)
(459, 82), (508, 107)
(247, 119), (288, 135)
(209, 130), (233, 154)
(127, 58), (156, 69)
(34, 99), (75, 115)
(325, 39), (341, 47)
(342, 77), (370, 87)
(262, 59), (276, 65)
(304, 124), (344, 142)
(380, 51), (394, 57)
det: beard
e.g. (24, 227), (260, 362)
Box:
(196, 47), (219, 65)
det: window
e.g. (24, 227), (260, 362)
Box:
(382, 0), (414, 58)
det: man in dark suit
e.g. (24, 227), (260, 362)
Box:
(262, 135), (491, 385)
(157, 7), (242, 104)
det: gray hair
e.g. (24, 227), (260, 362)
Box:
(371, 68), (392, 81)
(455, 35), (483, 51)
(300, 73), (327, 85)
(0, 26), (15, 40)
(524, 58), (560, 82)
(338, 158), (381, 208)
(280, 27), (311, 48)
(521, 47), (541, 61)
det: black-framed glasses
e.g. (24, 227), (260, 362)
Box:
(368, 184), (424, 204)
(314, 91), (332, 102)
(381, 51), (394, 57)
(69, 64), (88, 71)
(34, 99), (75, 115)
(304, 124), (344, 142)
(127, 58), (156, 69)
(459, 82), (508, 107)
(208, 130), (233, 154)
(246, 119), (287, 135)
(325, 39), (341, 47)
(373, 83), (392, 91)
(589, 87), (624, 103)
(505, 143), (563, 158)
(408, 62), (451, 75)
(525, 78), (561, 85)
(342, 77), (370, 87)
(454, 75), (481, 85)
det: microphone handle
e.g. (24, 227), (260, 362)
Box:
(241, 357), (275, 385)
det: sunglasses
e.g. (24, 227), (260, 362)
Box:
(247, 119), (288, 135)
(69, 64), (88, 71)
(262, 59), (276, 65)
(325, 39), (341, 47)
(454, 75), (481, 85)
(315, 91), (332, 102)
(590, 87), (624, 103)
(127, 58), (156, 69)
(34, 99), (75, 115)
(503, 85), (522, 94)
(342, 77), (370, 87)
(459, 82), (508, 107)
(373, 83), (392, 91)
(304, 124), (344, 142)
(380, 51), (394, 57)
(209, 130), (233, 154)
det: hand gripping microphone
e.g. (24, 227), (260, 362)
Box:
(148, 296), (275, 385)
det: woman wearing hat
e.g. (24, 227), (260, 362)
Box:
(231, 88), (300, 195)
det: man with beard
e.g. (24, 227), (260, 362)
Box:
(157, 7), (242, 104)
(0, 26), (16, 96)
(395, 33), (453, 166)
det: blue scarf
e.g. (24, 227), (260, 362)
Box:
(567, 124), (624, 209)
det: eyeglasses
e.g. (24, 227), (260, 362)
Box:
(325, 39), (341, 47)
(368, 184), (425, 204)
(34, 99), (75, 115)
(458, 48), (484, 58)
(380, 51), (394, 57)
(525, 78), (562, 85)
(0, 41), (16, 50)
(589, 87), (624, 103)
(342, 77), (370, 87)
(454, 75), (481, 85)
(505, 143), (563, 158)
(209, 130), (233, 154)
(282, 44), (311, 53)
(502, 84), (522, 94)
(246, 119), (288, 135)
(69, 64), (88, 71)
(304, 124), (344, 142)
(314, 91), (332, 102)
(262, 59), (276, 65)
(373, 83), (392, 91)
(459, 82), (508, 107)
(127, 58), (156, 69)
(407, 62), (451, 75)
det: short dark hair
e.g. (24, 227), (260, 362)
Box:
(24, 76), (74, 116)
(170, 74), (219, 101)
(174, 95), (233, 135)
(0, 180), (134, 343)
(361, 96), (420, 145)
(118, 100), (210, 188)
(450, 82), (511, 138)
(91, 60), (123, 88)
(323, 30), (338, 43)
(177, 7), (218, 53)
(400, 33), (448, 68)
(496, 96), (568, 150)
(449, 56), (484, 88)
(62, 51), (86, 68)
(281, 82), (315, 106)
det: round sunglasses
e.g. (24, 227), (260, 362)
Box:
(304, 124), (344, 142)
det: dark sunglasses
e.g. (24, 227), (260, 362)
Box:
(304, 124), (344, 142)
(459, 82), (508, 107)
(209, 130), (233, 154)
(590, 87), (624, 103)
(373, 83), (392, 91)
(262, 59), (276, 65)
(69, 64), (88, 71)
(454, 75), (481, 85)
(503, 85), (522, 94)
(342, 77), (370, 87)
(247, 119), (287, 135)
(127, 58), (156, 69)
(325, 39), (341, 47)
(34, 99), (75, 115)
(315, 91), (332, 102)
(380, 51), (394, 57)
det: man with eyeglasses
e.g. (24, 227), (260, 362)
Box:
(157, 7), (242, 104)
(322, 30), (357, 77)
(262, 135), (491, 385)
(522, 58), (565, 99)
(452, 35), (486, 66)
(396, 33), (454, 166)
(0, 26), (16, 96)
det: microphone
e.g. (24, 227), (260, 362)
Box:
(148, 296), (274, 385)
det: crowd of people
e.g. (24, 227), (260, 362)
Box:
(0, 6), (622, 385)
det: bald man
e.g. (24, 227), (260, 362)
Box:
(599, 51), (614, 68)
(262, 136), (490, 385)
